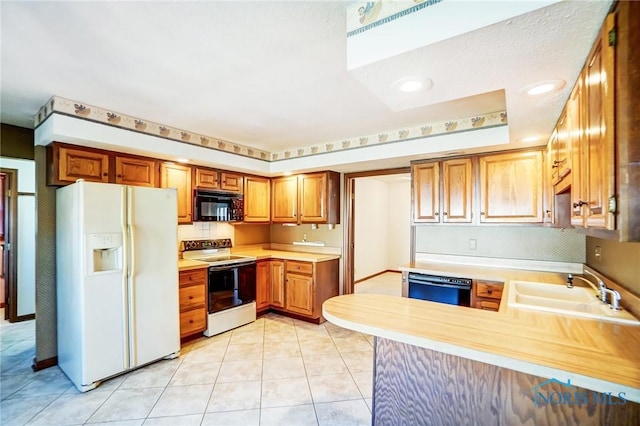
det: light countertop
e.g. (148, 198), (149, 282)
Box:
(323, 264), (640, 403)
(178, 249), (340, 271)
(231, 248), (340, 263)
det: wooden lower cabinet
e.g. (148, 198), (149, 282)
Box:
(285, 273), (314, 316)
(270, 260), (286, 308)
(257, 258), (339, 323)
(178, 268), (207, 338)
(256, 260), (271, 311)
(472, 279), (504, 312)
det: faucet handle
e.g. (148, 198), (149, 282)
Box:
(566, 274), (574, 288)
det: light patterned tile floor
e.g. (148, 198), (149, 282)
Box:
(0, 312), (373, 425)
(354, 271), (402, 296)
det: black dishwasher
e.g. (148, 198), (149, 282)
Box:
(407, 273), (472, 307)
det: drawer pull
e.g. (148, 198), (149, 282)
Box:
(487, 287), (493, 294)
(189, 296), (193, 299)
(189, 319), (194, 324)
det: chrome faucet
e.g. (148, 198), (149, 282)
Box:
(567, 272), (608, 303)
(603, 288), (622, 311)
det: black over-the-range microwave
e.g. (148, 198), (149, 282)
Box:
(193, 189), (244, 222)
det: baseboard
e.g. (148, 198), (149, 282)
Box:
(32, 356), (57, 372)
(354, 269), (401, 284)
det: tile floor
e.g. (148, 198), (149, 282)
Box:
(1, 311), (375, 426)
(354, 272), (402, 297)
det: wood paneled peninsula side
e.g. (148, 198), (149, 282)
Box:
(323, 281), (640, 424)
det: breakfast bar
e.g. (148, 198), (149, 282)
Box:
(323, 290), (640, 424)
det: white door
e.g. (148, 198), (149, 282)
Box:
(80, 182), (127, 383)
(127, 186), (180, 366)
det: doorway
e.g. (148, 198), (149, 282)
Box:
(343, 167), (411, 295)
(1, 169), (17, 320)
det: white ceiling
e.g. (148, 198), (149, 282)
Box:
(1, 1), (612, 163)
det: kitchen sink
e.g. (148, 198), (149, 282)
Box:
(507, 280), (640, 325)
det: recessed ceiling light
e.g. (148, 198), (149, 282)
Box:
(522, 136), (540, 143)
(283, 171), (293, 176)
(392, 77), (433, 93)
(399, 80), (423, 93)
(522, 80), (565, 96)
(176, 158), (190, 163)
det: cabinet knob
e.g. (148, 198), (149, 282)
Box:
(434, 212), (439, 216)
(103, 173), (108, 176)
(189, 319), (194, 324)
(487, 287), (493, 294)
(117, 174), (122, 178)
(443, 212), (448, 216)
(189, 296), (193, 299)
(481, 212), (485, 216)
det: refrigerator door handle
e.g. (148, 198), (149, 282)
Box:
(127, 186), (138, 367)
(121, 186), (130, 369)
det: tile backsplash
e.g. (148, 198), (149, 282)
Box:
(178, 222), (234, 242)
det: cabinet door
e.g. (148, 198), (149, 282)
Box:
(479, 151), (543, 223)
(298, 173), (327, 223)
(115, 156), (157, 187)
(160, 163), (192, 224)
(271, 176), (298, 223)
(568, 75), (586, 227)
(244, 176), (271, 222)
(194, 168), (219, 189)
(256, 261), (271, 310)
(270, 260), (285, 308)
(412, 162), (440, 223)
(584, 18), (615, 230)
(442, 158), (472, 223)
(220, 172), (243, 193)
(58, 146), (110, 184)
(555, 110), (571, 182)
(285, 273), (314, 316)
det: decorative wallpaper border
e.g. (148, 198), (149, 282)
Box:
(347, 0), (443, 38)
(35, 96), (270, 161)
(34, 95), (507, 163)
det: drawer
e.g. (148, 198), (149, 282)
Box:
(475, 299), (500, 311)
(286, 260), (313, 275)
(180, 308), (207, 337)
(179, 285), (206, 311)
(179, 268), (207, 287)
(475, 281), (503, 300)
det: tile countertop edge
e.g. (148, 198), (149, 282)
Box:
(322, 297), (640, 404)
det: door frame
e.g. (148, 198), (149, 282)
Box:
(1, 168), (18, 321)
(342, 167), (411, 295)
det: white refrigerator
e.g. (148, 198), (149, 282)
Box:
(56, 180), (180, 392)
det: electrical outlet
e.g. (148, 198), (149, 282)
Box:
(469, 239), (477, 250)
(594, 246), (602, 261)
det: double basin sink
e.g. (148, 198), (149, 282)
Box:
(507, 280), (640, 325)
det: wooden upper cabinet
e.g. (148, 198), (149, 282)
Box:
(270, 171), (340, 225)
(54, 145), (110, 185)
(555, 110), (571, 182)
(583, 16), (615, 230)
(569, 74), (586, 227)
(115, 156), (157, 187)
(194, 167), (219, 189)
(299, 172), (334, 224)
(412, 162), (440, 223)
(244, 176), (271, 222)
(220, 172), (243, 193)
(160, 163), (192, 224)
(479, 151), (543, 223)
(271, 176), (298, 223)
(442, 158), (472, 223)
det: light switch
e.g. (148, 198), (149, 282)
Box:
(594, 246), (602, 261)
(469, 239), (477, 250)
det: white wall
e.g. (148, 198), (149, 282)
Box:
(354, 176), (411, 281)
(0, 157), (36, 316)
(387, 180), (411, 270)
(178, 222), (234, 243)
(354, 178), (389, 281)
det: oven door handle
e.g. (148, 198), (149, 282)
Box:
(208, 261), (256, 272)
